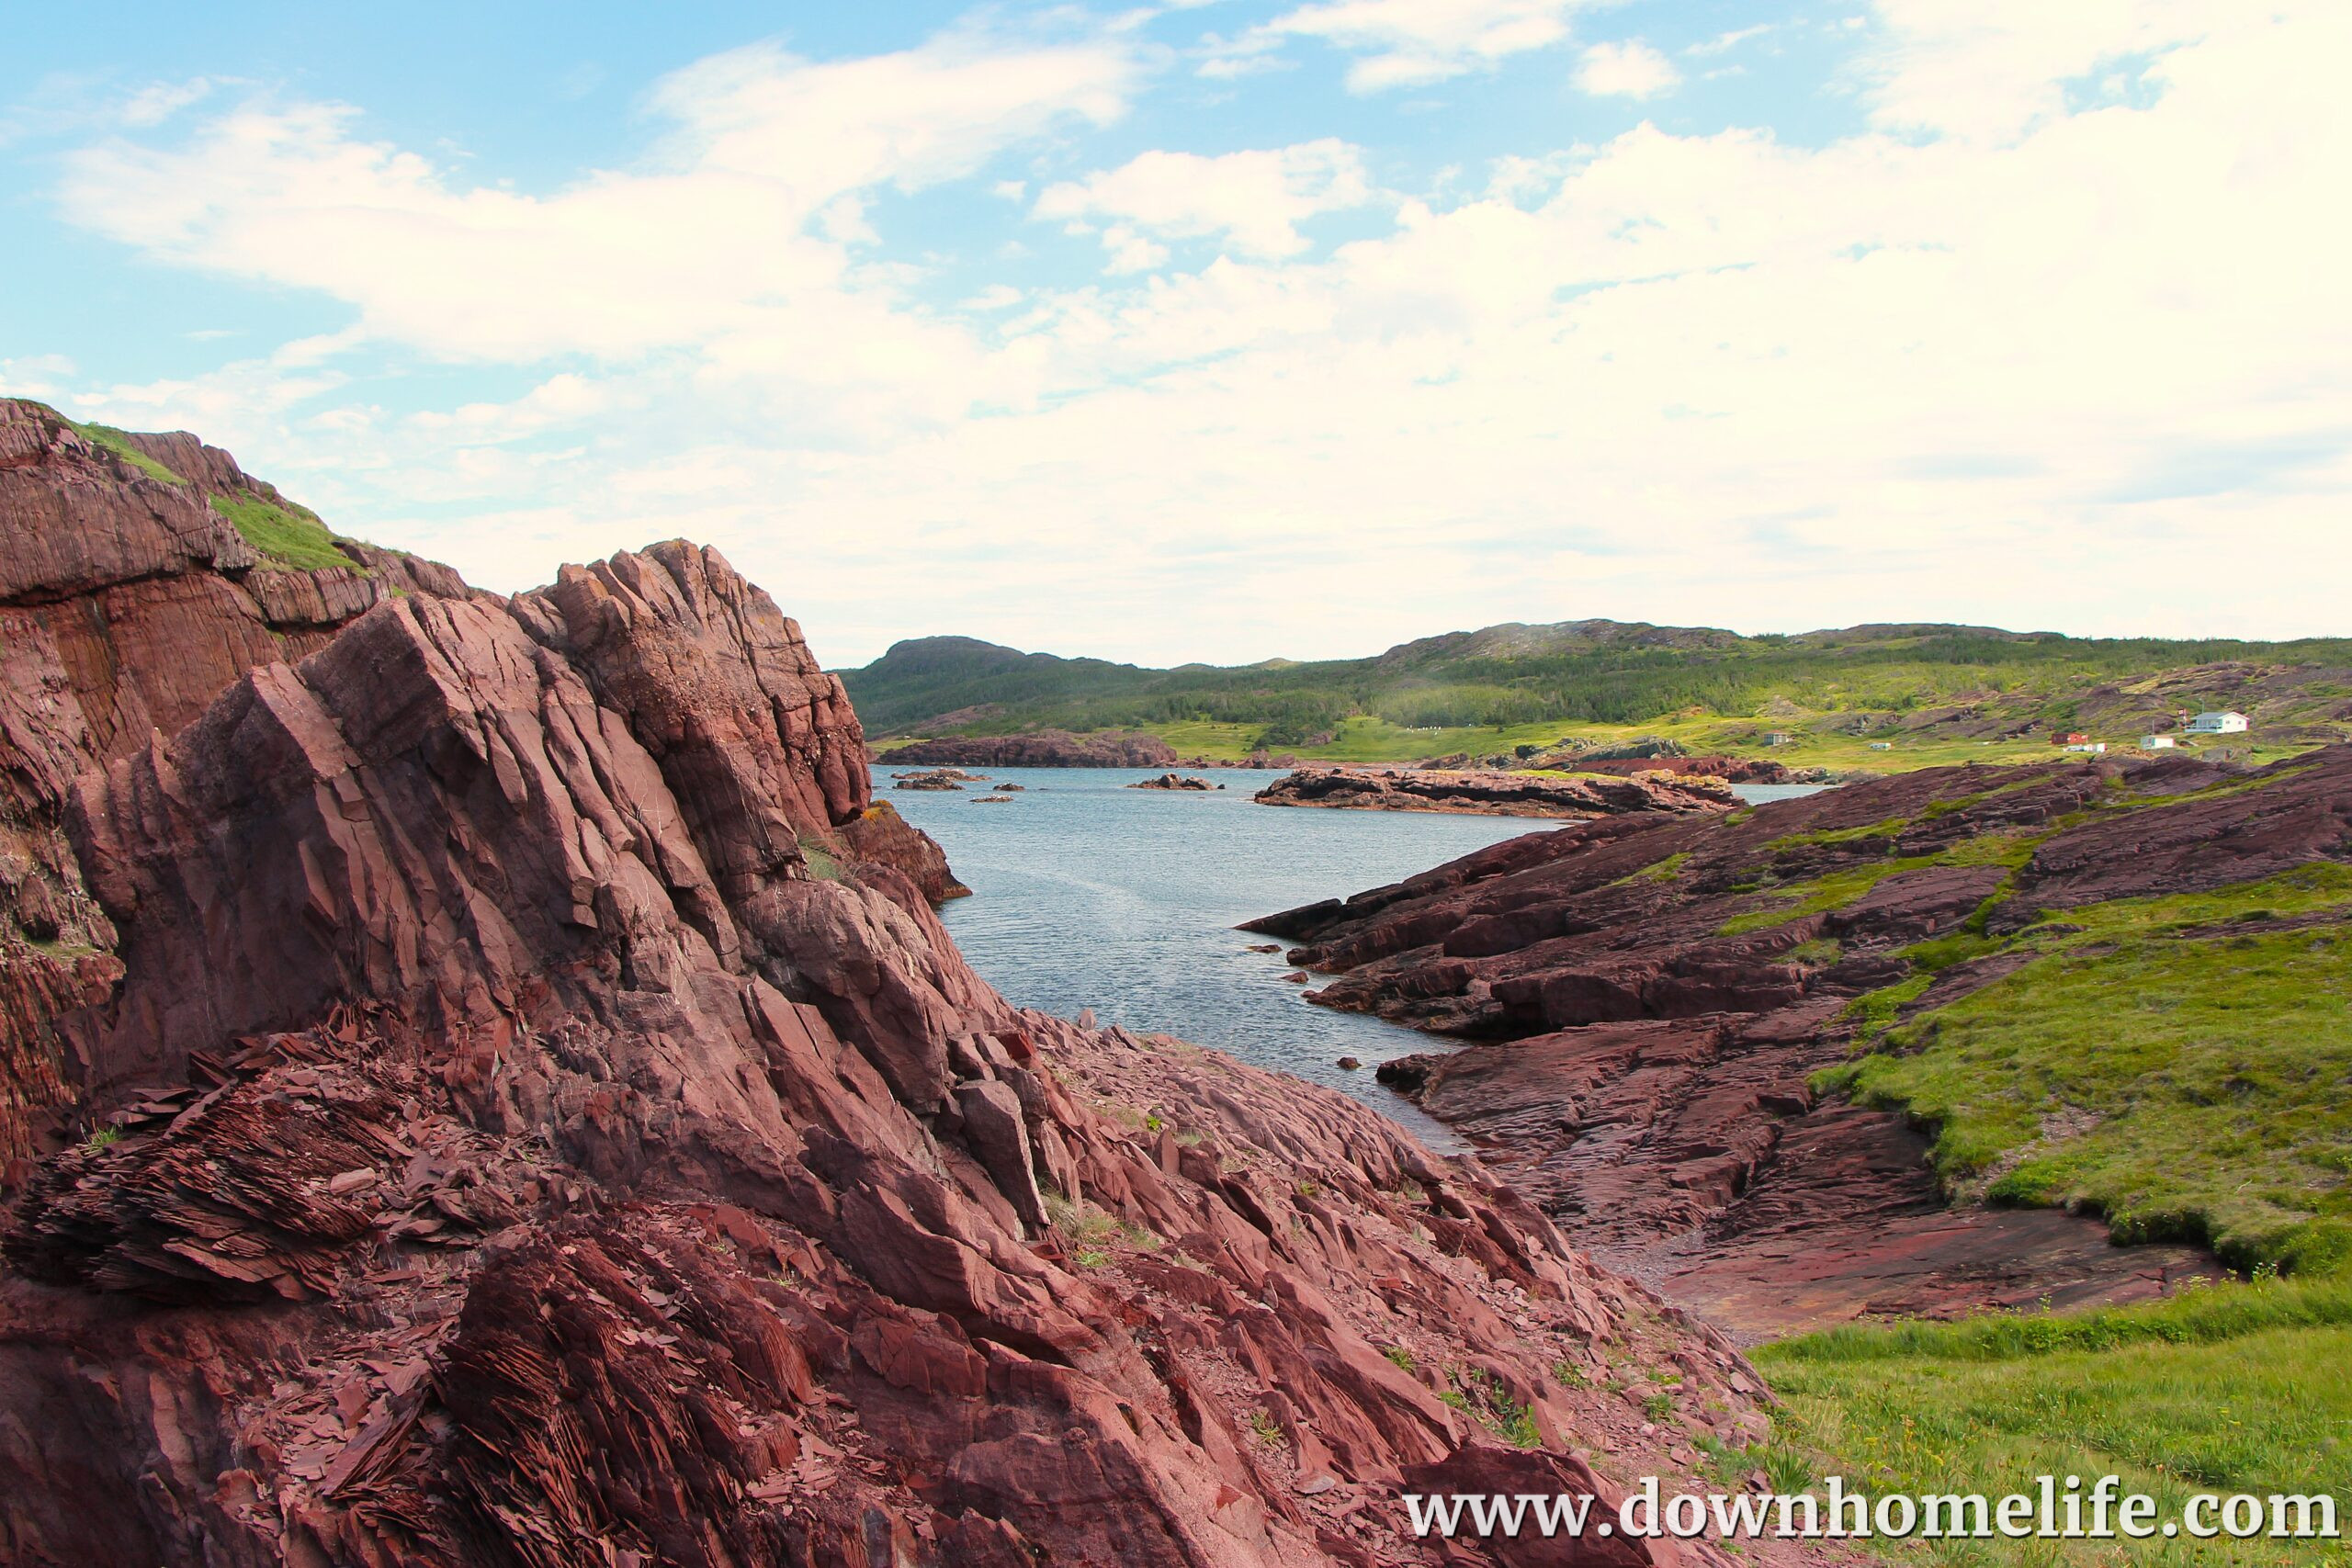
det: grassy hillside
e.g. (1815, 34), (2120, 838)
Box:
(838, 626), (2352, 770)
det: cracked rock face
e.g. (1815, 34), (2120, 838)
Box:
(0, 412), (1792, 1567)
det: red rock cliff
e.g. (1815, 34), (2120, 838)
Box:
(0, 410), (1798, 1567)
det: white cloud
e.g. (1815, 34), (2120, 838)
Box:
(1238, 0), (1587, 92)
(406, 374), (618, 441)
(1854, 0), (2214, 143)
(58, 31), (1137, 364)
(38, 1), (2352, 667)
(1035, 140), (1374, 265)
(1689, 25), (1775, 57)
(1575, 39), (1681, 98)
(119, 77), (217, 128)
(0, 355), (76, 400)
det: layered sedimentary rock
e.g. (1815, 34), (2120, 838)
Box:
(1250, 751), (2352, 1334)
(0, 400), (475, 1168)
(876, 728), (1180, 768)
(0, 414), (1804, 1566)
(0, 401), (962, 1160)
(1256, 767), (1736, 819)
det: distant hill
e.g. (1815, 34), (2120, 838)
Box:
(835, 620), (2352, 769)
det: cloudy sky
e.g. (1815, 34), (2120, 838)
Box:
(4, 2), (2347, 667)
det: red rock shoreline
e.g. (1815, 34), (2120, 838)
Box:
(1243, 750), (2348, 1336)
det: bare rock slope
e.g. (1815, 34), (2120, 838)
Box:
(0, 407), (1806, 1567)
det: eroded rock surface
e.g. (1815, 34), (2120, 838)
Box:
(0, 400), (479, 1168)
(0, 413), (1816, 1567)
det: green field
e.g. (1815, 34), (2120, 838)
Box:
(1758, 1280), (2352, 1566)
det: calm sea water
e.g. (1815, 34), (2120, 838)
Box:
(878, 765), (1824, 1147)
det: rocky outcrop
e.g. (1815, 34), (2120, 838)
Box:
(1256, 767), (1737, 819)
(877, 728), (1179, 768)
(842, 801), (974, 902)
(0, 400), (487, 1167)
(1130, 773), (1218, 791)
(1250, 750), (2352, 1335)
(0, 414), (1803, 1566)
(0, 406), (970, 1166)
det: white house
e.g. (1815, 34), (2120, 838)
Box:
(2140, 735), (2177, 750)
(2064, 741), (2108, 753)
(2186, 711), (2250, 734)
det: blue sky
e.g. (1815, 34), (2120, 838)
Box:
(5, 2), (2347, 665)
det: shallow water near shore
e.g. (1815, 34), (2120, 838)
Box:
(876, 764), (1820, 1151)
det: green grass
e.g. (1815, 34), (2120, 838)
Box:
(797, 835), (842, 882)
(1758, 1280), (2352, 1566)
(1720, 860), (1941, 935)
(1788, 936), (1846, 966)
(1610, 851), (1691, 887)
(61, 416), (187, 485)
(1768, 816), (1915, 851)
(207, 492), (361, 573)
(1815, 865), (2352, 1274)
(1485, 1392), (1544, 1450)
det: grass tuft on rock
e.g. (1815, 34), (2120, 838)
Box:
(208, 492), (361, 573)
(62, 416), (186, 485)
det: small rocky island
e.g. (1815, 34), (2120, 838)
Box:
(1128, 773), (1220, 791)
(1253, 765), (1736, 818)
